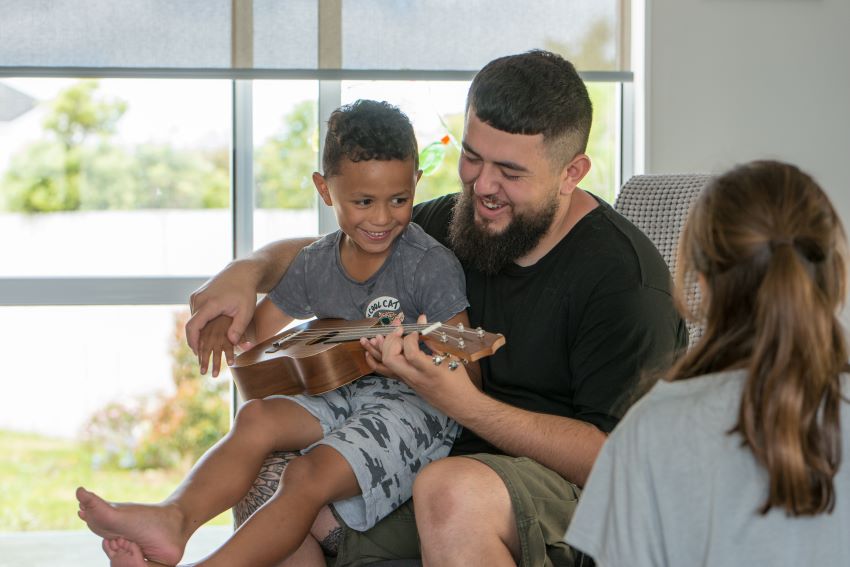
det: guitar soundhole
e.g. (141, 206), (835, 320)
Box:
(309, 331), (341, 345)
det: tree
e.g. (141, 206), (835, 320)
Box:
(135, 311), (230, 468)
(546, 19), (619, 203)
(415, 113), (464, 203)
(20, 80), (128, 212)
(82, 311), (230, 470)
(3, 80), (230, 213)
(255, 100), (319, 209)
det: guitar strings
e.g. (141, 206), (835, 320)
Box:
(272, 323), (488, 347)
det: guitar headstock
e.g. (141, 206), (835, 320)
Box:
(419, 323), (505, 362)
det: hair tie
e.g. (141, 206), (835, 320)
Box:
(769, 237), (795, 252)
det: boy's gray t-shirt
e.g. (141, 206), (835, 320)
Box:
(268, 222), (468, 325)
(565, 369), (850, 567)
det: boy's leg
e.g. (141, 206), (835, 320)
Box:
(77, 398), (323, 565)
(185, 444), (359, 566)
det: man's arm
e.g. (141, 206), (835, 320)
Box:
(380, 284), (681, 487)
(454, 391), (606, 486)
(186, 236), (316, 354)
(379, 327), (605, 486)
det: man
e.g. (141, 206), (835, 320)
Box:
(188, 50), (686, 566)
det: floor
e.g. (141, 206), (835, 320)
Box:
(0, 525), (231, 566)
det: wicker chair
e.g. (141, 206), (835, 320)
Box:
(614, 173), (712, 347)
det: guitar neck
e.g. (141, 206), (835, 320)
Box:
(321, 322), (444, 343)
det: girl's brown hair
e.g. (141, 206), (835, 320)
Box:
(672, 160), (848, 516)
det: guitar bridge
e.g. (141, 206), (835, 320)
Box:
(265, 328), (305, 353)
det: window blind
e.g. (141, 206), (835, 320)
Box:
(0, 0), (628, 74)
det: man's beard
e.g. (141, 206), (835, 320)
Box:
(448, 189), (558, 275)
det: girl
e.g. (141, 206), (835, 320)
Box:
(566, 160), (850, 566)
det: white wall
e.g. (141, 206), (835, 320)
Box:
(645, 0), (850, 220)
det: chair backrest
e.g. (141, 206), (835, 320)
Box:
(614, 174), (712, 347)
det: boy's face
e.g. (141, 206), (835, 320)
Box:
(313, 158), (420, 258)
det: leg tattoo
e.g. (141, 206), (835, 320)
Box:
(319, 526), (343, 556)
(233, 451), (299, 526)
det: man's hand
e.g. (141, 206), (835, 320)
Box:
(379, 323), (479, 415)
(186, 266), (259, 355)
(186, 237), (317, 356)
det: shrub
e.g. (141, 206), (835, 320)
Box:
(81, 310), (229, 469)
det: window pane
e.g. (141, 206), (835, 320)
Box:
(0, 0), (232, 68)
(0, 78), (232, 277)
(341, 81), (468, 203)
(340, 0), (625, 71)
(0, 305), (230, 533)
(341, 80), (619, 203)
(2, 0), (626, 71)
(585, 82), (619, 203)
(252, 81), (320, 249)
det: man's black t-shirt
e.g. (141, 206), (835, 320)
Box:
(413, 193), (687, 456)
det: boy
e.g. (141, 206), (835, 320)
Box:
(76, 99), (472, 567)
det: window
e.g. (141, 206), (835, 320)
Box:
(0, 78), (233, 277)
(0, 0), (633, 549)
(252, 80), (320, 249)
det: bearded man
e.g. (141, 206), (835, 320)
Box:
(186, 50), (686, 567)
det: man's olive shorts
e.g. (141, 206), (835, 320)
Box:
(333, 454), (581, 567)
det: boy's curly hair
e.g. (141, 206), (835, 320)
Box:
(322, 99), (419, 177)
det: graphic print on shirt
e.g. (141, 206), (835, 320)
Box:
(365, 295), (404, 324)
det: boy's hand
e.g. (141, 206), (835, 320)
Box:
(362, 334), (392, 377)
(360, 315), (406, 377)
(197, 315), (254, 377)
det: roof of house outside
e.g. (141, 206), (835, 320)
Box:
(0, 82), (35, 121)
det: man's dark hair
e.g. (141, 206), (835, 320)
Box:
(466, 50), (593, 164)
(322, 99), (419, 177)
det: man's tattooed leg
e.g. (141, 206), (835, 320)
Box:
(319, 526), (344, 556)
(233, 450), (299, 526)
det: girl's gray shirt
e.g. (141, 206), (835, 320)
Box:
(566, 369), (850, 567)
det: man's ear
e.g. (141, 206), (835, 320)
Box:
(415, 169), (423, 184)
(558, 153), (592, 196)
(312, 172), (333, 206)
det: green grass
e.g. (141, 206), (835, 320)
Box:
(0, 429), (231, 531)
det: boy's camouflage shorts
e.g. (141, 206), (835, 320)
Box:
(271, 374), (459, 531)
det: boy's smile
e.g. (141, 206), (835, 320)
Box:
(314, 157), (420, 280)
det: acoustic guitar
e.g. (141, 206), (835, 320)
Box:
(229, 318), (505, 399)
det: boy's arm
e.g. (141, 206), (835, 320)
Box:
(252, 296), (295, 343)
(186, 236), (317, 354)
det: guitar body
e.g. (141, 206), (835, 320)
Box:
(230, 318), (380, 399)
(229, 317), (506, 400)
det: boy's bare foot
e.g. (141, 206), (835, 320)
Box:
(102, 538), (150, 567)
(77, 487), (186, 565)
